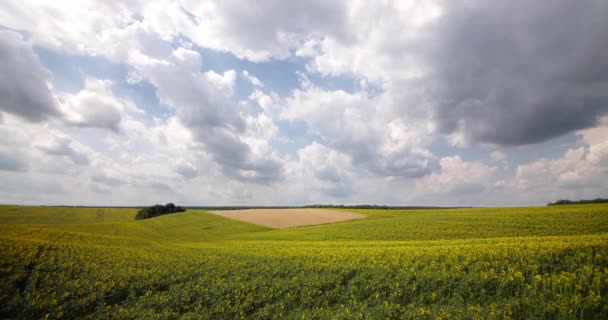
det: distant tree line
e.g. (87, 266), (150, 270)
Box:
(548, 198), (608, 206)
(135, 203), (185, 220)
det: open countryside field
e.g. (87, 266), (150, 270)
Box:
(210, 208), (366, 228)
(1, 204), (608, 319)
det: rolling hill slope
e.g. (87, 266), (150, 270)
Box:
(1, 204), (607, 319)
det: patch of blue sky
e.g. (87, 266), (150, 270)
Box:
(34, 46), (126, 92)
(192, 45), (364, 156)
(272, 119), (318, 157)
(306, 72), (359, 94)
(429, 131), (583, 170)
(115, 80), (172, 119)
(35, 39), (368, 157)
(193, 45), (306, 98)
(34, 47), (169, 119)
(501, 133), (583, 165)
(428, 139), (488, 162)
(194, 44), (363, 97)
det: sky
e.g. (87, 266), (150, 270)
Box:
(0, 0), (607, 207)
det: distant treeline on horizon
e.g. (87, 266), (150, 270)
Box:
(548, 198), (608, 206)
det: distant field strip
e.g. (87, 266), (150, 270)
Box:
(210, 208), (366, 228)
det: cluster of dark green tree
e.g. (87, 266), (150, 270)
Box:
(135, 203), (185, 220)
(548, 198), (608, 206)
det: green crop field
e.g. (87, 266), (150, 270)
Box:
(1, 204), (608, 319)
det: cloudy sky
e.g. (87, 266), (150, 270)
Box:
(1, 0), (607, 206)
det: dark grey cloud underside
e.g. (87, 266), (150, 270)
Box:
(0, 30), (60, 122)
(175, 163), (198, 180)
(36, 138), (90, 165)
(429, 0), (608, 145)
(196, 127), (283, 184)
(336, 139), (434, 179)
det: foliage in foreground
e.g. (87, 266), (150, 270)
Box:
(135, 203), (185, 220)
(1, 204), (607, 319)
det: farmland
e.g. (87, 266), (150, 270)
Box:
(1, 204), (608, 319)
(210, 208), (366, 228)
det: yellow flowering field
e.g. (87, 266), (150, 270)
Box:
(1, 204), (607, 319)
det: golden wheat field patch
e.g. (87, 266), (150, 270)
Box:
(210, 208), (367, 228)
